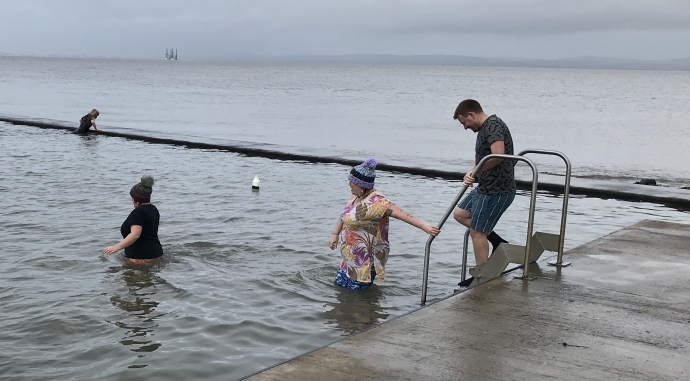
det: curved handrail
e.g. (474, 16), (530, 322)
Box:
(460, 228), (470, 283)
(517, 149), (571, 265)
(420, 184), (470, 305)
(421, 154), (538, 305)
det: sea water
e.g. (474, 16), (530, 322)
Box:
(1, 57), (690, 380)
(1, 56), (690, 186)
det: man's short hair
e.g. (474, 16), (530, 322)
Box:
(453, 99), (483, 120)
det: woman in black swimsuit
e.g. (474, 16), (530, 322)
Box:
(75, 109), (99, 134)
(103, 176), (164, 263)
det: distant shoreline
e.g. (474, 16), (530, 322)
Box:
(267, 54), (690, 72)
(2, 53), (690, 71)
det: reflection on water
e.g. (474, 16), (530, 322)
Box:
(106, 263), (168, 359)
(77, 133), (100, 148)
(324, 285), (389, 335)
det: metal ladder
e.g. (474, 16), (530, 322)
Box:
(420, 149), (572, 305)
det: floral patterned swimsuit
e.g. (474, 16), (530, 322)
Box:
(335, 190), (391, 290)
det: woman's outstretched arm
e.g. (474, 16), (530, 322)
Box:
(329, 219), (344, 250)
(104, 225), (142, 254)
(387, 204), (440, 236)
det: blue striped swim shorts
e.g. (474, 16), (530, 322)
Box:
(457, 188), (515, 233)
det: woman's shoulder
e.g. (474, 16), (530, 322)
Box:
(124, 207), (143, 224)
(344, 195), (356, 206)
(141, 204), (160, 214)
(368, 189), (390, 203)
(129, 204), (159, 216)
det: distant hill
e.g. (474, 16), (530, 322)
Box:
(2, 52), (690, 71)
(267, 54), (690, 71)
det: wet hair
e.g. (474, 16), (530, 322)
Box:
(130, 175), (154, 203)
(89, 109), (100, 117)
(453, 99), (483, 120)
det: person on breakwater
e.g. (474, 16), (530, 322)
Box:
(75, 109), (99, 134)
(328, 158), (441, 290)
(104, 175), (164, 264)
(452, 99), (516, 268)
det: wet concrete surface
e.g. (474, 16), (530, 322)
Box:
(247, 220), (690, 380)
(2, 115), (690, 209)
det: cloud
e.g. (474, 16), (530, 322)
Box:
(346, 0), (690, 35)
(6, 1), (690, 35)
(85, 0), (690, 35)
(0, 0), (688, 58)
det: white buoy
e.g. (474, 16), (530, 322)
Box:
(252, 175), (260, 190)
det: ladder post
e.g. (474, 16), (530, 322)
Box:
(516, 158), (539, 280)
(421, 185), (469, 305)
(518, 150), (572, 268)
(461, 229), (470, 283)
(550, 153), (572, 267)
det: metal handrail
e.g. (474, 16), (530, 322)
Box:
(517, 149), (571, 266)
(421, 154), (538, 305)
(420, 184), (470, 305)
(456, 150), (571, 288)
(460, 229), (470, 283)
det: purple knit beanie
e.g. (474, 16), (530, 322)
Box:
(348, 158), (377, 189)
(130, 175), (154, 203)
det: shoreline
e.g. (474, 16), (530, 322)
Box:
(3, 114), (689, 210)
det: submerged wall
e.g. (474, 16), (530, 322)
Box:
(3, 114), (689, 209)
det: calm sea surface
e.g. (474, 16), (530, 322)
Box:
(1, 56), (690, 186)
(1, 57), (690, 380)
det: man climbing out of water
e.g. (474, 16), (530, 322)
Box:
(75, 109), (99, 134)
(452, 99), (516, 272)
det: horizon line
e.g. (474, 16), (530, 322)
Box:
(2, 53), (689, 71)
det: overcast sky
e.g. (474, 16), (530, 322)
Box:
(1, 0), (689, 60)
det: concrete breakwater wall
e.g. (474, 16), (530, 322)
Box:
(3, 115), (689, 209)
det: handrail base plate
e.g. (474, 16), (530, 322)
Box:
(547, 261), (572, 267)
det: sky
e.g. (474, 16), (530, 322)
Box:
(1, 0), (689, 60)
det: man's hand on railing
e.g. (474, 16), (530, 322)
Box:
(463, 171), (475, 187)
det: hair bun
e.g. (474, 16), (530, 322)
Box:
(363, 157), (377, 169)
(140, 175), (155, 188)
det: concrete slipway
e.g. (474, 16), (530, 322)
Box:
(247, 220), (690, 381)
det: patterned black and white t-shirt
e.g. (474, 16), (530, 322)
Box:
(474, 115), (516, 195)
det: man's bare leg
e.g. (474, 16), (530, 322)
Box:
(454, 208), (490, 266)
(469, 229), (490, 266)
(453, 207), (471, 228)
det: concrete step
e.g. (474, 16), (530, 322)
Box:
(468, 232), (560, 287)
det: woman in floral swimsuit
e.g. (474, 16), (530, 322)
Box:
(329, 158), (440, 290)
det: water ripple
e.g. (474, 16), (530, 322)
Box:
(0, 123), (688, 380)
